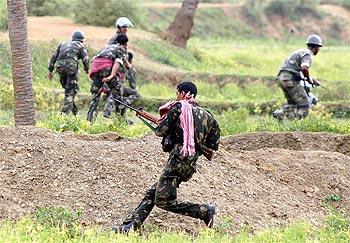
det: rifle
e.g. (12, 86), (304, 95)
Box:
(110, 97), (159, 130)
(111, 97), (215, 161)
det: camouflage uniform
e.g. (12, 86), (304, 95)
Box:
(109, 32), (140, 106)
(273, 48), (313, 120)
(88, 44), (127, 118)
(120, 103), (220, 229)
(48, 41), (89, 115)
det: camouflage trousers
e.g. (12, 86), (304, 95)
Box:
(273, 79), (310, 120)
(57, 70), (79, 115)
(103, 86), (141, 118)
(121, 151), (210, 228)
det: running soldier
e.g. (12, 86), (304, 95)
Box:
(48, 30), (89, 115)
(115, 81), (221, 233)
(273, 34), (323, 120)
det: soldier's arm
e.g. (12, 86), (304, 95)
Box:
(80, 46), (90, 73)
(102, 59), (122, 82)
(48, 44), (61, 72)
(205, 118), (221, 151)
(155, 103), (182, 137)
(300, 53), (313, 84)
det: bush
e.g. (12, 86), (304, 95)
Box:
(265, 0), (322, 20)
(27, 0), (74, 17)
(0, 0), (7, 31)
(73, 0), (140, 27)
(242, 0), (265, 25)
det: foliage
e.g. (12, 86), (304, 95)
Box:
(73, 0), (140, 27)
(265, 0), (322, 20)
(37, 112), (150, 137)
(1, 212), (350, 242)
(35, 207), (82, 231)
(242, 0), (266, 26)
(0, 0), (7, 31)
(27, 0), (74, 17)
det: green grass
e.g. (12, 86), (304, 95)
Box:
(0, 210), (349, 242)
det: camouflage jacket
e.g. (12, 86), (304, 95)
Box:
(278, 48), (313, 80)
(95, 44), (127, 64)
(48, 41), (89, 72)
(155, 103), (220, 158)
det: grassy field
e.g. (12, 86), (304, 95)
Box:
(0, 209), (349, 243)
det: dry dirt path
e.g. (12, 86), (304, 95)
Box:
(1, 127), (349, 233)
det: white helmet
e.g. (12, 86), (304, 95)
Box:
(115, 17), (134, 28)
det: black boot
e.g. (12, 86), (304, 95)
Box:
(203, 204), (216, 228)
(113, 221), (137, 234)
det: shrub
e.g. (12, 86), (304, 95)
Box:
(73, 0), (140, 27)
(0, 0), (7, 31)
(242, 0), (265, 26)
(265, 0), (322, 20)
(27, 0), (74, 17)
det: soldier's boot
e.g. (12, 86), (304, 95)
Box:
(203, 204), (216, 228)
(113, 222), (138, 234)
(272, 109), (285, 122)
(72, 103), (78, 116)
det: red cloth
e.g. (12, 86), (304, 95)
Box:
(89, 57), (113, 79)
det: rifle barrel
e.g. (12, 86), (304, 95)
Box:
(110, 97), (139, 112)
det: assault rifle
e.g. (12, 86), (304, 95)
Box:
(111, 97), (215, 161)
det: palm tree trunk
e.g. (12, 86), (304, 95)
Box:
(161, 0), (199, 48)
(7, 0), (35, 125)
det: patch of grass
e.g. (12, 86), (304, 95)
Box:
(37, 112), (151, 137)
(0, 212), (350, 242)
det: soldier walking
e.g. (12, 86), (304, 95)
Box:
(115, 81), (221, 233)
(48, 30), (89, 115)
(273, 34), (323, 120)
(87, 34), (129, 120)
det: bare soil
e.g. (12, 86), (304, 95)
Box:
(1, 126), (349, 233)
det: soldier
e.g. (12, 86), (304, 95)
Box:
(272, 34), (322, 121)
(115, 81), (221, 233)
(48, 30), (89, 115)
(87, 34), (129, 120)
(109, 17), (140, 108)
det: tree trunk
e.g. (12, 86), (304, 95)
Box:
(161, 0), (199, 48)
(7, 0), (35, 125)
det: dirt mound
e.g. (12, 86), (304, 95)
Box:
(1, 127), (350, 233)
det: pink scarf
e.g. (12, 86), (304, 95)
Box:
(159, 93), (197, 157)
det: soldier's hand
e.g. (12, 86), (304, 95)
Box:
(313, 79), (322, 87)
(48, 72), (53, 81)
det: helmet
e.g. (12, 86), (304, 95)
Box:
(72, 30), (85, 42)
(306, 34), (322, 47)
(115, 17), (134, 28)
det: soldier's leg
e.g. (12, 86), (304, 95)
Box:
(103, 93), (117, 118)
(123, 87), (141, 106)
(154, 156), (210, 221)
(120, 183), (157, 230)
(286, 83), (309, 119)
(61, 73), (78, 115)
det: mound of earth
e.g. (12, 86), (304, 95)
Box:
(0, 126), (349, 233)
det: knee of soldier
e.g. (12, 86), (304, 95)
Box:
(154, 189), (175, 209)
